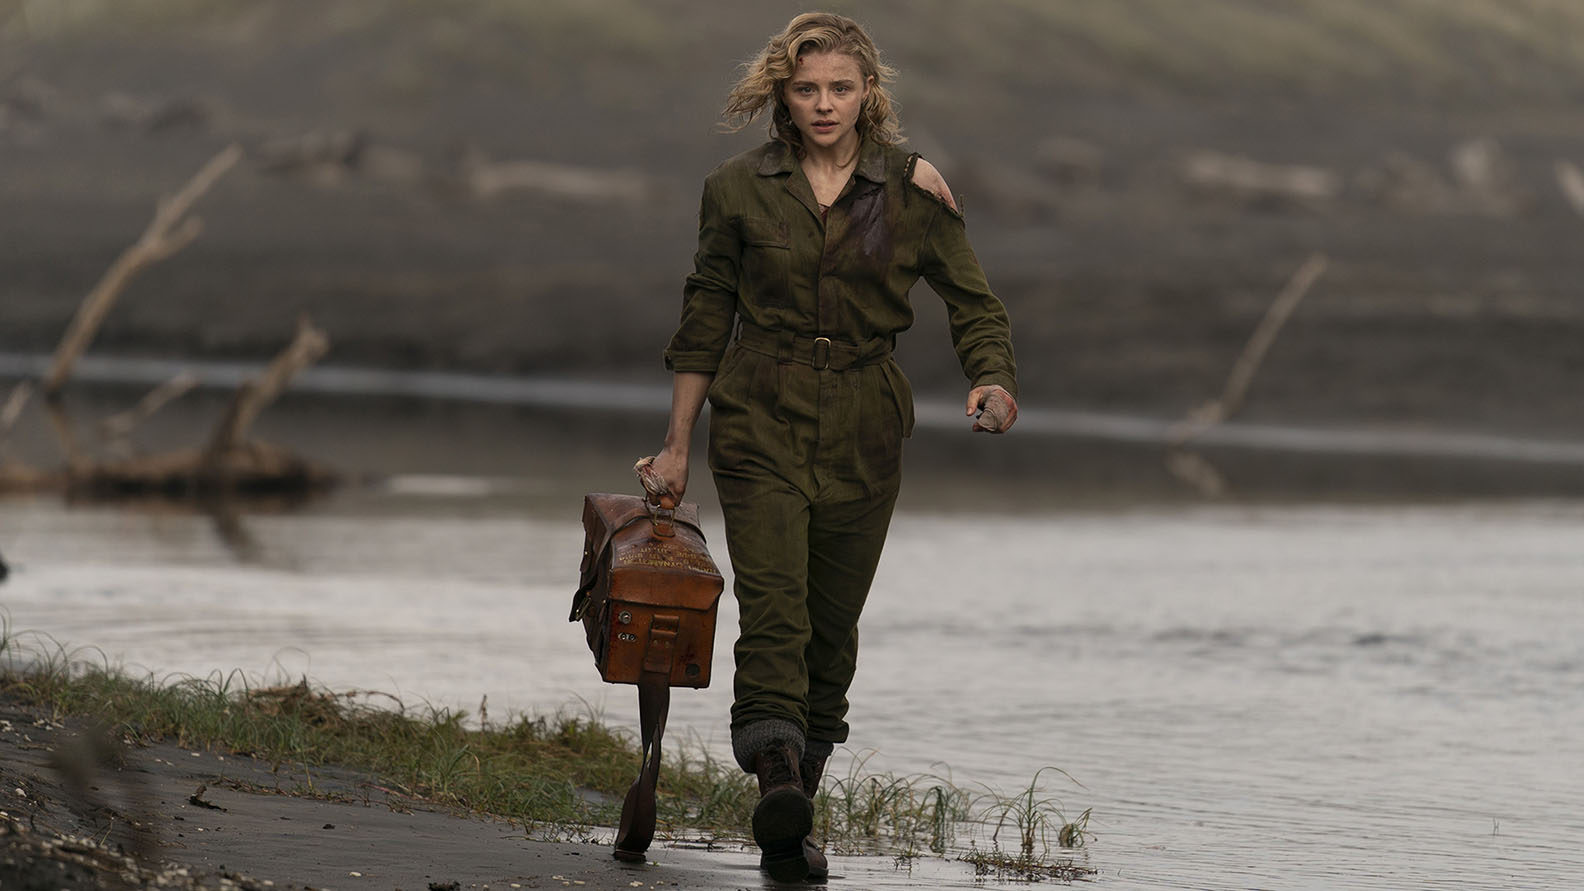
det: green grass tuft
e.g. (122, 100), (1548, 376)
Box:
(0, 624), (1089, 864)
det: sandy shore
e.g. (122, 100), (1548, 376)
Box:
(0, 696), (1024, 890)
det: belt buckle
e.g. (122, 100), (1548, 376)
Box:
(811, 336), (832, 370)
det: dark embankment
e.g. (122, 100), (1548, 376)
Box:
(4, 0), (1584, 441)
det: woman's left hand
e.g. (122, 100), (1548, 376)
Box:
(965, 384), (1018, 434)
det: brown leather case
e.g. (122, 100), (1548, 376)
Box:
(570, 493), (724, 688)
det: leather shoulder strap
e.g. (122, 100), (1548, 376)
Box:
(612, 670), (669, 861)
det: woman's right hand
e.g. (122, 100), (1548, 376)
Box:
(636, 448), (689, 508)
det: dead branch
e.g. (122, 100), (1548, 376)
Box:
(460, 148), (654, 202)
(42, 143), (242, 399)
(1556, 160), (1584, 219)
(45, 400), (87, 472)
(1165, 253), (1328, 498)
(203, 316), (329, 465)
(1169, 253), (1328, 447)
(1164, 450), (1227, 499)
(99, 371), (200, 457)
(1182, 151), (1340, 205)
(0, 381), (32, 461)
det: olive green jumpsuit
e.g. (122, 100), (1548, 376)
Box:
(663, 136), (1017, 770)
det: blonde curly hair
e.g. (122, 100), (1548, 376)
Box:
(723, 12), (902, 156)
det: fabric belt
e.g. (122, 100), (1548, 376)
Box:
(735, 322), (893, 371)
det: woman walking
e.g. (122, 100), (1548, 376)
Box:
(642, 12), (1018, 881)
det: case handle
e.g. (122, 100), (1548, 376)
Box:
(648, 501), (675, 537)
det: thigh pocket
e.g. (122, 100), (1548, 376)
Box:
(879, 360), (916, 438)
(706, 343), (747, 405)
(852, 364), (910, 486)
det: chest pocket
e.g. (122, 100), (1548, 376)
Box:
(737, 216), (792, 309)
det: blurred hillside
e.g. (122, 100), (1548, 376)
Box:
(4, 0), (1584, 436)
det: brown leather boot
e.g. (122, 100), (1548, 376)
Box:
(800, 753), (830, 881)
(759, 752), (830, 881)
(752, 742), (814, 882)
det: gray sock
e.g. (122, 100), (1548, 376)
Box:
(803, 738), (834, 761)
(732, 719), (805, 773)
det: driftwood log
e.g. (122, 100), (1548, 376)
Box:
(27, 143), (241, 471)
(0, 144), (338, 500)
(67, 440), (335, 500)
(0, 463), (62, 495)
(66, 318), (336, 499)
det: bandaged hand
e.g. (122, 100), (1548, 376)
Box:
(634, 454), (683, 508)
(966, 384), (1018, 434)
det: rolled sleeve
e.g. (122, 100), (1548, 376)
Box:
(663, 175), (739, 373)
(919, 206), (1019, 399)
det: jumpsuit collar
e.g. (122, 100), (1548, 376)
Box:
(758, 136), (887, 221)
(756, 136), (888, 183)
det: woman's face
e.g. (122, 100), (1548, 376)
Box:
(782, 49), (871, 155)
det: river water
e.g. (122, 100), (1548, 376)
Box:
(1, 395), (1581, 889)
